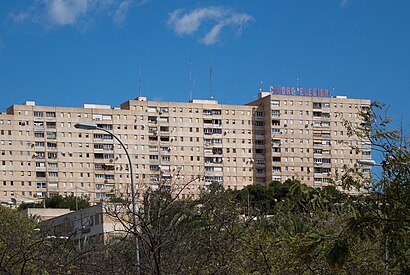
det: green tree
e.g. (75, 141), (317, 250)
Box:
(0, 206), (86, 274)
(0, 206), (40, 274)
(18, 195), (90, 211)
(234, 180), (291, 215)
(341, 102), (410, 273)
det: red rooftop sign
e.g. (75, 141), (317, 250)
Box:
(270, 86), (330, 97)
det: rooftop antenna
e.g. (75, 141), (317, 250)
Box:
(189, 53), (193, 101)
(138, 66), (142, 97)
(259, 80), (263, 92)
(296, 77), (299, 92)
(209, 55), (213, 99)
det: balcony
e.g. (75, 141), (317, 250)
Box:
(36, 172), (46, 178)
(272, 157), (281, 162)
(272, 167), (281, 173)
(161, 156), (170, 162)
(95, 163), (115, 171)
(94, 144), (114, 151)
(321, 132), (331, 138)
(159, 126), (169, 133)
(204, 118), (213, 126)
(272, 138), (281, 145)
(46, 132), (56, 139)
(148, 136), (158, 143)
(33, 125), (45, 131)
(148, 117), (157, 124)
(321, 113), (331, 120)
(254, 121), (265, 127)
(313, 111), (322, 118)
(158, 117), (169, 124)
(47, 143), (58, 150)
(96, 124), (113, 130)
(256, 169), (265, 175)
(204, 157), (223, 164)
(203, 109), (222, 116)
(47, 153), (58, 159)
(271, 110), (280, 117)
(272, 147), (281, 154)
(312, 102), (322, 110)
(272, 129), (281, 135)
(160, 147), (171, 154)
(93, 134), (113, 140)
(46, 122), (56, 129)
(148, 130), (158, 136)
(33, 152), (45, 159)
(321, 122), (330, 128)
(313, 140), (322, 147)
(45, 112), (56, 118)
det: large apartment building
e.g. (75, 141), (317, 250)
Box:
(0, 86), (372, 205)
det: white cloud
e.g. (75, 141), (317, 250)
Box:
(9, 0), (138, 28)
(45, 0), (89, 26)
(113, 0), (133, 25)
(168, 6), (253, 45)
(202, 23), (224, 45)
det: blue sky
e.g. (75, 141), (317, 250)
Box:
(0, 0), (409, 126)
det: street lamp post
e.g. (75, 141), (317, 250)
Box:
(357, 158), (388, 270)
(357, 159), (382, 166)
(75, 122), (140, 273)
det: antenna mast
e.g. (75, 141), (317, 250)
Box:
(209, 56), (213, 99)
(296, 77), (299, 92)
(138, 66), (142, 97)
(189, 53), (193, 101)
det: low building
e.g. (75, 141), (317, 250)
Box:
(21, 207), (71, 221)
(41, 203), (127, 244)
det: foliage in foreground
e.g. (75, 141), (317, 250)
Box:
(4, 176), (408, 274)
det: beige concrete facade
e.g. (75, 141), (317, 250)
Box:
(0, 91), (371, 205)
(21, 207), (71, 221)
(247, 92), (372, 188)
